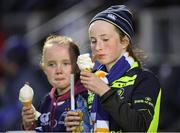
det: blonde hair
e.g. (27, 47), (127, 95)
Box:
(41, 34), (80, 81)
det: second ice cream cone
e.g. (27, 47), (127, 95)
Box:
(73, 110), (83, 133)
(77, 53), (95, 72)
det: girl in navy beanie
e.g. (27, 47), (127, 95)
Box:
(65, 5), (161, 132)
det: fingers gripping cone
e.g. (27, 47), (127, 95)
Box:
(77, 53), (108, 85)
(73, 110), (84, 132)
(19, 83), (41, 120)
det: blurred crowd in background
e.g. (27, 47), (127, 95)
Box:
(0, 0), (180, 131)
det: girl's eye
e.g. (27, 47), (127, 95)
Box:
(48, 63), (56, 67)
(91, 40), (96, 44)
(90, 38), (96, 44)
(103, 38), (109, 42)
(63, 62), (71, 66)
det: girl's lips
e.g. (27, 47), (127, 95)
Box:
(97, 54), (105, 58)
(55, 78), (64, 81)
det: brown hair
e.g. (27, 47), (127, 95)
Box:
(114, 27), (146, 67)
(41, 35), (80, 81)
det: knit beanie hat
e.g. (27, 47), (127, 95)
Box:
(89, 5), (135, 41)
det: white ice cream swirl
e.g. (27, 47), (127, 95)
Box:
(19, 83), (34, 102)
(77, 53), (95, 71)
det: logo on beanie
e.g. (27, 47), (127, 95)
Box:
(107, 13), (116, 20)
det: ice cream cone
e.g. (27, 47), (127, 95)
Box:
(19, 83), (34, 107)
(73, 110), (84, 133)
(77, 53), (94, 72)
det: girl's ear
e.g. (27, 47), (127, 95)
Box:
(121, 35), (130, 49)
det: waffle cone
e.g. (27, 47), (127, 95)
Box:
(22, 100), (32, 107)
(72, 110), (84, 132)
(84, 68), (92, 72)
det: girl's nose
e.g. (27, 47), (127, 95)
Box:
(55, 64), (62, 74)
(95, 41), (103, 51)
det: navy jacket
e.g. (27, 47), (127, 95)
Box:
(35, 80), (88, 132)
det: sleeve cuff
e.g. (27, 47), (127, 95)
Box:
(100, 89), (117, 103)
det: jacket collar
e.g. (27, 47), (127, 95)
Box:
(49, 80), (87, 102)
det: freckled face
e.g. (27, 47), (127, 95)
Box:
(89, 20), (126, 70)
(43, 44), (72, 94)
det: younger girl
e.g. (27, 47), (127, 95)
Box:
(21, 35), (88, 131)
